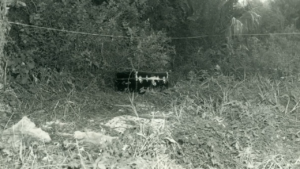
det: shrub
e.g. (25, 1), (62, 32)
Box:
(5, 0), (174, 86)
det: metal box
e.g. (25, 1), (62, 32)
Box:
(115, 71), (168, 93)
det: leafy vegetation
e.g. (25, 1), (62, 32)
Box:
(5, 0), (174, 86)
(1, 0), (300, 168)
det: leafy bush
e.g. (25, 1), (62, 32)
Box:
(5, 0), (174, 86)
(216, 25), (300, 80)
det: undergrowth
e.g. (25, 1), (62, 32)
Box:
(1, 72), (300, 169)
(169, 74), (300, 168)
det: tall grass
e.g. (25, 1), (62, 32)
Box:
(169, 72), (300, 168)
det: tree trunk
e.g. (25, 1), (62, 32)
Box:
(0, 0), (9, 88)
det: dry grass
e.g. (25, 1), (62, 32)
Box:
(1, 72), (300, 168)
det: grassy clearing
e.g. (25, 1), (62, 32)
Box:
(169, 74), (300, 168)
(1, 73), (300, 169)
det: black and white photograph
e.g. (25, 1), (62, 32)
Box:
(0, 0), (300, 168)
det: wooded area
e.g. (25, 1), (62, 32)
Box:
(2, 0), (299, 86)
(1, 0), (300, 168)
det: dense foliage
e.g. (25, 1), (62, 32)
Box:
(3, 0), (300, 85)
(2, 1), (300, 169)
(5, 0), (174, 86)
